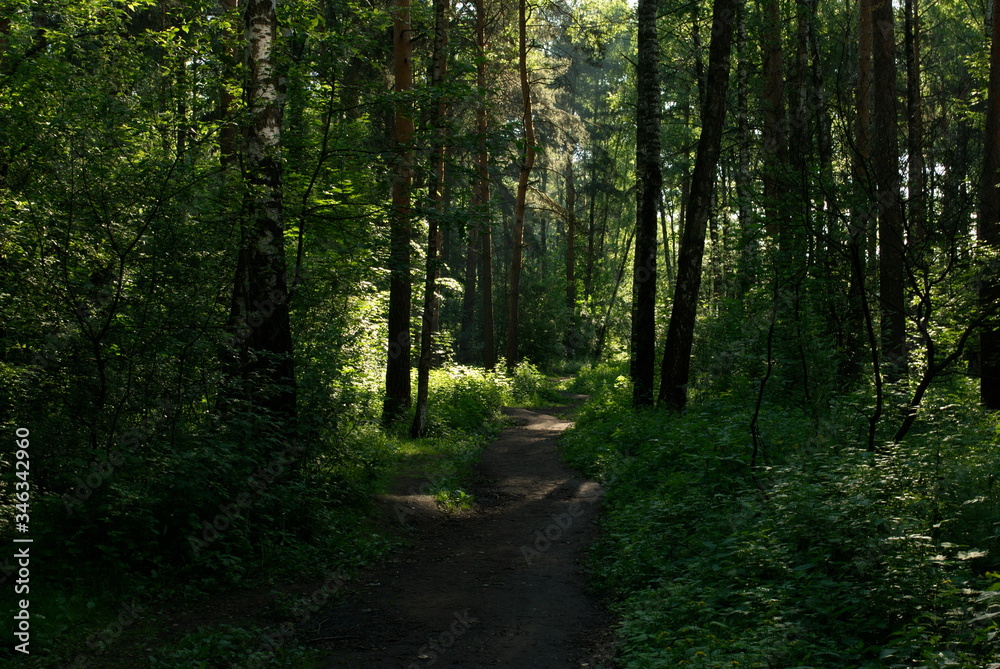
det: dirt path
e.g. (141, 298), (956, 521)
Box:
(313, 398), (613, 668)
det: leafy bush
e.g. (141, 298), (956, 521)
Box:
(565, 359), (629, 397)
(425, 365), (510, 435)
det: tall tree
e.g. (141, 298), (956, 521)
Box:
(228, 0), (296, 428)
(506, 0), (536, 372)
(630, 0), (662, 406)
(475, 0), (496, 371)
(760, 0), (788, 243)
(855, 0), (876, 272)
(658, 0), (736, 411)
(565, 152), (577, 354)
(872, 0), (908, 380)
(981, 0), (1000, 408)
(734, 0), (754, 298)
(384, 0), (414, 422)
(412, 0), (451, 437)
(905, 0), (926, 250)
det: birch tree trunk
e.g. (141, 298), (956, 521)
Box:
(229, 0), (296, 428)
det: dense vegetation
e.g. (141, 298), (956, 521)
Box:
(565, 363), (1000, 667)
(1, 0), (1000, 665)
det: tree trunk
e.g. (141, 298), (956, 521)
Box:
(596, 229), (635, 362)
(565, 153), (577, 354)
(845, 0), (875, 375)
(735, 0), (754, 299)
(630, 0), (662, 406)
(761, 0), (788, 242)
(411, 0), (450, 437)
(659, 191), (675, 288)
(585, 158), (598, 300)
(788, 0), (811, 273)
(872, 0), (908, 380)
(658, 0), (736, 411)
(506, 0), (536, 373)
(471, 0), (496, 371)
(219, 0), (240, 167)
(981, 0), (1000, 408)
(905, 0), (926, 251)
(383, 0), (414, 422)
(459, 222), (479, 363)
(229, 0), (296, 429)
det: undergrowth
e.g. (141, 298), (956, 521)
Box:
(0, 362), (552, 668)
(563, 362), (1000, 668)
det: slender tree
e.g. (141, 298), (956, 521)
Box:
(855, 0), (875, 269)
(460, 217), (479, 363)
(219, 0), (240, 167)
(412, 0), (451, 437)
(384, 0), (414, 422)
(565, 152), (577, 353)
(761, 0), (788, 243)
(506, 0), (536, 372)
(473, 0), (496, 371)
(630, 0), (662, 406)
(905, 0), (926, 250)
(658, 0), (736, 411)
(872, 0), (908, 380)
(735, 0), (754, 298)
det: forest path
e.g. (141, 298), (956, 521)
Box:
(314, 394), (614, 668)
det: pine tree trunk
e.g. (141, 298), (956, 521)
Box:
(506, 0), (535, 373)
(630, 0), (662, 406)
(872, 0), (908, 380)
(658, 0), (736, 411)
(384, 0), (414, 422)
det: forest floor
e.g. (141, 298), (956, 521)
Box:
(84, 392), (616, 668)
(311, 393), (616, 668)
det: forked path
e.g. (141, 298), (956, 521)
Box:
(315, 397), (613, 668)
